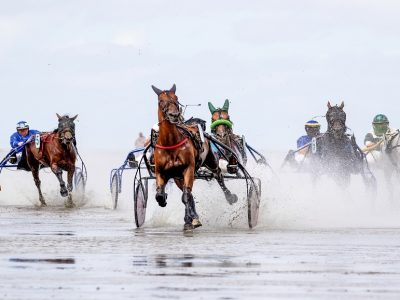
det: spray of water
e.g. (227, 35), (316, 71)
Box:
(1, 148), (399, 229)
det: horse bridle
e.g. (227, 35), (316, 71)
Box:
(327, 109), (347, 137)
(211, 110), (234, 146)
(58, 120), (75, 145)
(158, 96), (183, 124)
(211, 110), (232, 130)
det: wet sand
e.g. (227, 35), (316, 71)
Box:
(1, 206), (400, 300)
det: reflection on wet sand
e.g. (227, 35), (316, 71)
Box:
(135, 254), (261, 270)
(1, 207), (400, 299)
(9, 258), (75, 264)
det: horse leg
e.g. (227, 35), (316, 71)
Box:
(31, 164), (46, 206)
(65, 165), (76, 208)
(181, 166), (201, 230)
(26, 147), (46, 206)
(205, 147), (238, 205)
(51, 164), (68, 197)
(227, 155), (238, 174)
(155, 173), (168, 207)
(67, 165), (75, 193)
(215, 168), (238, 205)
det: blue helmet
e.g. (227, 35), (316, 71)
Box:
(305, 120), (320, 128)
(16, 121), (29, 130)
(305, 120), (320, 137)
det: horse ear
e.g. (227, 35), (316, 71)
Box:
(327, 101), (332, 109)
(222, 99), (229, 111)
(151, 85), (162, 96)
(56, 113), (62, 120)
(169, 84), (176, 93)
(71, 114), (78, 121)
(208, 102), (217, 113)
(339, 101), (344, 109)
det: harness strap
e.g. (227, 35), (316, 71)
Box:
(155, 138), (188, 150)
(39, 133), (56, 155)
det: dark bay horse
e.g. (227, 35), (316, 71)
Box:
(26, 114), (78, 207)
(315, 102), (375, 188)
(208, 99), (247, 173)
(152, 84), (238, 231)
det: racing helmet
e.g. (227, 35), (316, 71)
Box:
(372, 114), (389, 136)
(16, 121), (29, 131)
(304, 120), (320, 137)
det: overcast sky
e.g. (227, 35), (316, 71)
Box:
(1, 0), (400, 152)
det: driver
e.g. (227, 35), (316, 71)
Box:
(285, 120), (321, 168)
(364, 114), (395, 149)
(297, 120), (321, 149)
(9, 121), (40, 166)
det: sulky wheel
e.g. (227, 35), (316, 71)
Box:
(74, 169), (86, 197)
(134, 179), (148, 228)
(247, 184), (261, 229)
(110, 173), (119, 210)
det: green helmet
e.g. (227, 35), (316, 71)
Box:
(372, 114), (389, 136)
(373, 114), (389, 124)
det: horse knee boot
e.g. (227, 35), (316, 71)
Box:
(155, 187), (167, 207)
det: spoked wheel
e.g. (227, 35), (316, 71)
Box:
(74, 170), (86, 195)
(134, 179), (148, 228)
(111, 173), (119, 210)
(247, 184), (261, 229)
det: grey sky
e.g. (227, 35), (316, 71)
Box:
(1, 0), (400, 151)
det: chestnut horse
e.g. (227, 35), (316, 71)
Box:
(208, 99), (247, 173)
(26, 114), (78, 207)
(152, 84), (238, 231)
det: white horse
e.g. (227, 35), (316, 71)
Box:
(364, 130), (400, 198)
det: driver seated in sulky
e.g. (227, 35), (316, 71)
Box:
(9, 121), (40, 169)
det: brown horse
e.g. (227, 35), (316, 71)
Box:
(208, 100), (247, 173)
(26, 114), (78, 207)
(152, 84), (238, 231)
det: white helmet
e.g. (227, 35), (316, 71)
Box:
(16, 121), (29, 130)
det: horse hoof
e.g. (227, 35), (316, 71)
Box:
(192, 218), (202, 228)
(60, 189), (69, 197)
(155, 193), (167, 207)
(40, 201), (47, 207)
(226, 193), (238, 205)
(183, 223), (194, 231)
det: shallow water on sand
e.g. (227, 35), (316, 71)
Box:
(1, 206), (400, 300)
(1, 149), (400, 299)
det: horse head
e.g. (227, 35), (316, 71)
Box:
(208, 99), (233, 141)
(152, 84), (181, 124)
(56, 113), (78, 145)
(326, 101), (346, 139)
